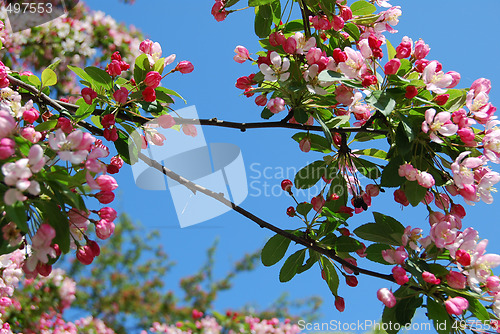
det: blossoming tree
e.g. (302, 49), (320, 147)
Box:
(1, 0), (500, 333)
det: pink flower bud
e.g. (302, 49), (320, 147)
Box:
(457, 128), (475, 146)
(450, 204), (466, 219)
(332, 48), (347, 63)
(455, 249), (471, 266)
(144, 71), (162, 88)
(416, 171), (435, 188)
(362, 75), (377, 87)
(101, 114), (115, 128)
(107, 155), (124, 175)
(392, 266), (409, 285)
(446, 271), (466, 289)
(345, 275), (358, 287)
(422, 271), (441, 285)
(398, 163), (418, 180)
(365, 184), (380, 197)
(113, 87), (129, 105)
(36, 263), (52, 277)
(281, 179), (293, 192)
(434, 94), (449, 106)
(233, 45), (250, 63)
(286, 206), (295, 217)
(95, 191), (115, 204)
(339, 6), (353, 20)
(88, 240), (101, 257)
(157, 114), (176, 129)
(76, 245), (94, 265)
(283, 37), (297, 54)
(96, 175), (118, 192)
(98, 207), (117, 222)
(335, 296), (345, 312)
(384, 59), (401, 76)
(422, 191), (434, 205)
(267, 97), (286, 114)
(103, 127), (118, 142)
(0, 138), (15, 159)
(413, 39), (430, 59)
(405, 86), (418, 99)
(445, 297), (468, 315)
(395, 36), (412, 59)
(394, 189), (409, 206)
(211, 1), (228, 22)
(299, 137), (311, 152)
(106, 60), (122, 77)
(22, 107), (40, 124)
(332, 15), (344, 31)
(96, 219), (115, 240)
(311, 195), (325, 212)
(447, 71), (461, 88)
(142, 87), (156, 102)
(182, 124), (198, 137)
(487, 276), (500, 292)
(57, 117), (73, 133)
(81, 87), (97, 105)
(176, 61), (194, 74)
(269, 31), (286, 46)
(377, 288), (396, 308)
(435, 193), (450, 210)
(255, 95), (268, 106)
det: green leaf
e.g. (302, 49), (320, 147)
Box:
(320, 256), (339, 296)
(350, 0), (376, 15)
(427, 297), (451, 334)
(404, 181), (427, 207)
(41, 68), (57, 87)
(315, 113), (333, 146)
(353, 131), (386, 142)
(74, 98), (96, 120)
(134, 54), (149, 83)
(352, 148), (387, 160)
(443, 89), (467, 112)
(380, 155), (405, 187)
(296, 202), (313, 216)
(353, 212), (405, 245)
(68, 65), (93, 84)
(293, 107), (309, 124)
(261, 234), (292, 267)
(343, 23), (360, 41)
(327, 173), (348, 211)
(294, 160), (327, 189)
(466, 297), (489, 322)
(297, 250), (319, 274)
(84, 67), (113, 90)
(335, 235), (362, 253)
(28, 75), (41, 87)
(156, 87), (186, 103)
(254, 5), (273, 38)
(139, 100), (163, 114)
(353, 157), (381, 180)
(318, 70), (347, 83)
(395, 122), (412, 155)
(386, 39), (396, 60)
(4, 202), (28, 233)
(428, 263), (450, 277)
(279, 249), (306, 282)
(366, 90), (396, 116)
(283, 20), (304, 33)
(365, 243), (392, 265)
(261, 107), (274, 119)
(34, 119), (57, 132)
(114, 130), (136, 165)
(248, 0), (277, 6)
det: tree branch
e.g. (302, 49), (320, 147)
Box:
(9, 74), (395, 282)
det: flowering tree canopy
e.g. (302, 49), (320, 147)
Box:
(0, 0), (500, 333)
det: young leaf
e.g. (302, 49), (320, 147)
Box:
(292, 133), (332, 153)
(353, 212), (405, 245)
(294, 160), (327, 189)
(254, 5), (273, 38)
(335, 235), (362, 253)
(248, 0), (278, 6)
(28, 74), (41, 88)
(41, 68), (57, 87)
(350, 0), (377, 15)
(426, 297), (451, 334)
(365, 243), (392, 265)
(404, 180), (427, 207)
(320, 256), (339, 296)
(380, 155), (405, 187)
(156, 87), (186, 103)
(261, 234), (292, 267)
(279, 249), (306, 282)
(366, 90), (396, 116)
(85, 66), (113, 90)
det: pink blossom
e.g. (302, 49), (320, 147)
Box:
(422, 271), (441, 285)
(384, 59), (401, 75)
(416, 171), (435, 188)
(22, 107), (39, 124)
(142, 87), (156, 102)
(398, 163), (418, 181)
(21, 126), (42, 143)
(81, 87), (97, 105)
(447, 71), (461, 88)
(299, 137), (311, 153)
(96, 175), (118, 192)
(68, 208), (90, 229)
(176, 61), (194, 74)
(98, 207), (117, 222)
(335, 85), (354, 105)
(233, 45), (250, 63)
(395, 36), (412, 59)
(377, 288), (396, 308)
(113, 87), (129, 105)
(402, 226), (422, 250)
(422, 61), (453, 94)
(211, 1), (228, 22)
(476, 169), (500, 204)
(430, 220), (457, 248)
(365, 184), (380, 197)
(332, 15), (344, 31)
(445, 297), (468, 315)
(259, 52), (290, 82)
(392, 266), (409, 285)
(413, 39), (430, 59)
(457, 128), (476, 146)
(144, 71), (162, 88)
(157, 114), (175, 129)
(487, 276), (500, 292)
(342, 257), (357, 274)
(470, 78), (491, 96)
(0, 109), (16, 139)
(49, 129), (89, 164)
(101, 114), (115, 128)
(311, 194), (325, 212)
(338, 47), (365, 79)
(182, 124), (198, 137)
(446, 271), (467, 289)
(335, 296), (345, 312)
(0, 138), (15, 159)
(95, 191), (115, 204)
(381, 246), (407, 265)
(76, 246), (94, 265)
(421, 108), (458, 143)
(96, 219), (115, 240)
(451, 151), (483, 189)
(267, 97), (286, 114)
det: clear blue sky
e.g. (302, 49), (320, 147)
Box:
(83, 0), (500, 332)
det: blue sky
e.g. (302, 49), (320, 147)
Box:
(83, 0), (500, 332)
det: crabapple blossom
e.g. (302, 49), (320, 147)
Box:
(233, 46), (250, 63)
(175, 61), (194, 74)
(413, 39), (430, 59)
(182, 124), (197, 137)
(392, 266), (409, 285)
(142, 86), (156, 102)
(0, 138), (15, 159)
(381, 246), (407, 265)
(113, 87), (128, 104)
(299, 137), (311, 152)
(81, 87), (97, 105)
(157, 114), (175, 129)
(49, 129), (90, 164)
(335, 296), (345, 312)
(377, 288), (396, 308)
(144, 71), (162, 88)
(445, 297), (468, 315)
(422, 61), (453, 94)
(259, 52), (290, 82)
(267, 97), (286, 114)
(384, 59), (400, 75)
(446, 271), (467, 289)
(416, 171), (435, 188)
(405, 85), (418, 99)
(422, 271), (441, 285)
(421, 108), (458, 143)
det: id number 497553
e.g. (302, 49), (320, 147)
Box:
(5, 2), (53, 14)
